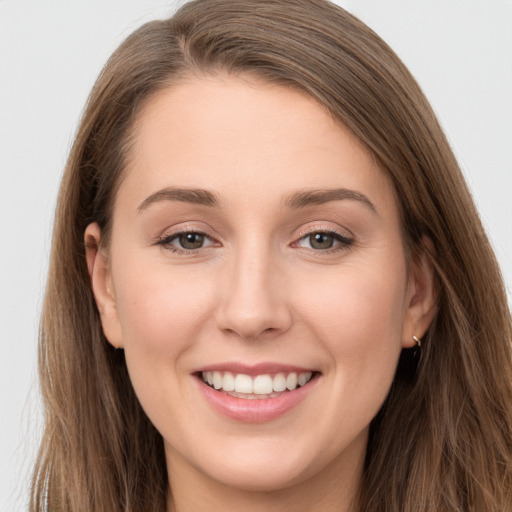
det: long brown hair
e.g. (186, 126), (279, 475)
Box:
(31, 1), (512, 510)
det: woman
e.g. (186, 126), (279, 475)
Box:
(31, 0), (512, 510)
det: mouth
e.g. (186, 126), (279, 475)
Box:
(194, 363), (321, 422)
(198, 370), (316, 399)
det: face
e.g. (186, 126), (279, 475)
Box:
(87, 76), (433, 496)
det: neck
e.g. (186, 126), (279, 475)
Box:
(165, 434), (366, 512)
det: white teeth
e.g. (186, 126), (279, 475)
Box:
(298, 371), (312, 387)
(222, 372), (235, 391)
(234, 374), (253, 393)
(286, 373), (297, 390)
(253, 375), (273, 394)
(212, 371), (222, 390)
(273, 373), (287, 392)
(201, 370), (314, 395)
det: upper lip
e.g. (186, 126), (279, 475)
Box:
(195, 362), (317, 376)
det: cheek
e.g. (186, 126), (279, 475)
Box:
(110, 259), (220, 408)
(114, 260), (213, 349)
(109, 258), (222, 428)
(295, 257), (407, 395)
(303, 267), (406, 449)
(301, 262), (406, 340)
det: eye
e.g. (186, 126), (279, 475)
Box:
(157, 231), (217, 252)
(176, 232), (207, 250)
(304, 232), (336, 250)
(296, 230), (353, 251)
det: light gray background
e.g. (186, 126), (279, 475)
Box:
(1, 1), (511, 510)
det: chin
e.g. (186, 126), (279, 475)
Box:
(202, 457), (314, 493)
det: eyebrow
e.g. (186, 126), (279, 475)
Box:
(137, 186), (377, 214)
(284, 188), (377, 213)
(137, 187), (219, 212)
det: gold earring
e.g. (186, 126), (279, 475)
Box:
(412, 335), (421, 347)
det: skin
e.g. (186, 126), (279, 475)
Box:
(86, 75), (436, 512)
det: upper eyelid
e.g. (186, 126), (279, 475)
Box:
(294, 231), (353, 246)
(156, 231), (219, 255)
(158, 230), (217, 244)
(161, 228), (211, 237)
(157, 222), (217, 239)
(294, 224), (354, 239)
(154, 223), (354, 245)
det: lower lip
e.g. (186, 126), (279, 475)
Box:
(196, 375), (319, 423)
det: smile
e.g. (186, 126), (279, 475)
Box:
(201, 371), (314, 399)
(196, 366), (320, 423)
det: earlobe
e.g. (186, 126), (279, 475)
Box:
(402, 237), (438, 348)
(84, 223), (123, 349)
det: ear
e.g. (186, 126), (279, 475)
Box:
(84, 222), (123, 349)
(401, 236), (438, 348)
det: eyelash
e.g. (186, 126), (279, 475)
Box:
(156, 228), (354, 255)
(156, 230), (217, 255)
(293, 228), (354, 253)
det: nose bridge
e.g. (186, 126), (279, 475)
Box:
(215, 238), (291, 340)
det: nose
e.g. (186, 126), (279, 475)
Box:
(214, 246), (292, 341)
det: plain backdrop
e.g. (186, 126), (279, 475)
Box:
(1, 1), (511, 510)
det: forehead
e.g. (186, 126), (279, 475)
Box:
(119, 75), (396, 218)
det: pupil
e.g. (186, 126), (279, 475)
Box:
(179, 233), (204, 249)
(310, 233), (333, 249)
